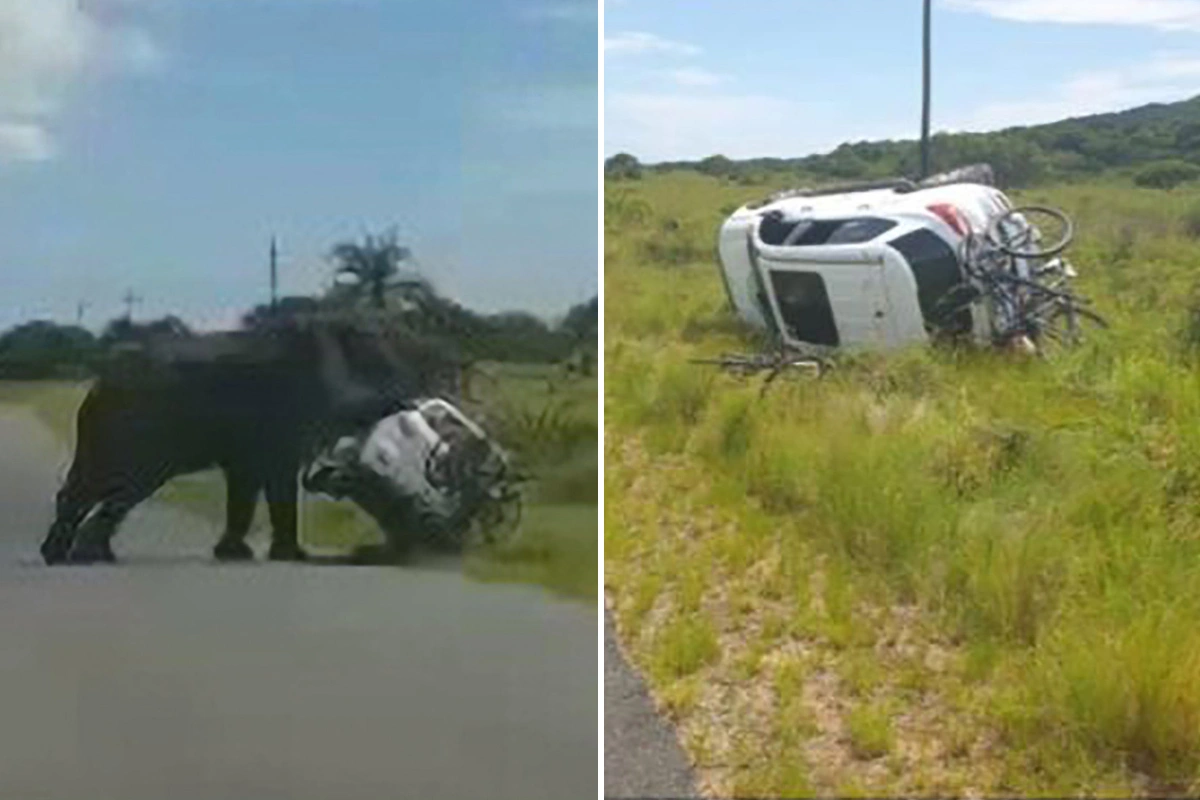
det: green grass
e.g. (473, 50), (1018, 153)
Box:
(467, 503), (597, 600)
(846, 705), (894, 760)
(0, 363), (596, 602)
(648, 615), (721, 682)
(0, 380), (89, 448)
(606, 171), (1200, 795)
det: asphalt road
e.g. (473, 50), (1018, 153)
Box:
(0, 407), (597, 800)
(604, 609), (698, 799)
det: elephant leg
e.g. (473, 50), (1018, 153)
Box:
(264, 465), (307, 562)
(67, 494), (135, 564)
(67, 467), (163, 565)
(213, 465), (260, 562)
(41, 465), (98, 565)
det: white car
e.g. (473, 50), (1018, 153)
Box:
(716, 165), (1076, 352)
(304, 398), (521, 553)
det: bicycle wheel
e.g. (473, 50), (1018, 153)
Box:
(987, 206), (1074, 259)
(1031, 299), (1106, 354)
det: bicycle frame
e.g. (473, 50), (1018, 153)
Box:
(949, 208), (1105, 350)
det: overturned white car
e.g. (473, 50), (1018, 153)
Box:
(717, 164), (1103, 354)
(303, 398), (523, 558)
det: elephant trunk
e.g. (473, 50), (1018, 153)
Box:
(311, 323), (408, 431)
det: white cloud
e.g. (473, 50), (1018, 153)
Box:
(665, 68), (728, 87)
(605, 91), (843, 161)
(1145, 51), (1200, 77)
(604, 31), (701, 57)
(0, 0), (160, 164)
(0, 123), (55, 163)
(942, 0), (1200, 32)
(949, 52), (1200, 131)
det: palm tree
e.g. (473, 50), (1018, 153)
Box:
(328, 228), (416, 310)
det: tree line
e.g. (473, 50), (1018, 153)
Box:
(0, 230), (597, 381)
(606, 94), (1200, 190)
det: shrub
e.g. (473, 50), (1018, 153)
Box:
(605, 152), (643, 180)
(1133, 160), (1200, 190)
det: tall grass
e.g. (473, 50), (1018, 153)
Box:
(606, 172), (1200, 791)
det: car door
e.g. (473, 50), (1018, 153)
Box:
(753, 243), (896, 349)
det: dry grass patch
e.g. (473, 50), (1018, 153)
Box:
(606, 437), (1021, 798)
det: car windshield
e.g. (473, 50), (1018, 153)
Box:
(759, 214), (896, 247)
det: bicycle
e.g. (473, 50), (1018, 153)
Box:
(945, 205), (1106, 355)
(690, 348), (834, 396)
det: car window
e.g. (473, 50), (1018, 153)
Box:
(767, 270), (840, 346)
(758, 213), (896, 246)
(825, 218), (897, 244)
(759, 211), (802, 245)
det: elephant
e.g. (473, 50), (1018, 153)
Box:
(39, 314), (457, 565)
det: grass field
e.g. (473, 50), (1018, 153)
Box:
(606, 170), (1200, 796)
(0, 363), (597, 602)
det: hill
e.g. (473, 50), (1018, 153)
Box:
(606, 94), (1200, 189)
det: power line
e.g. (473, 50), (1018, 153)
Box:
(122, 289), (143, 321)
(270, 235), (278, 309)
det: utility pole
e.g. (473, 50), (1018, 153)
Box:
(75, 300), (89, 326)
(920, 0), (933, 180)
(122, 289), (142, 322)
(270, 235), (278, 310)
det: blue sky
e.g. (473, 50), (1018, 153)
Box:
(605, 0), (1200, 162)
(0, 0), (597, 332)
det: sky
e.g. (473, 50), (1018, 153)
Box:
(605, 0), (1200, 162)
(0, 0), (598, 332)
